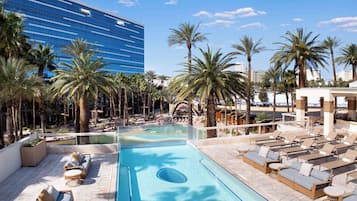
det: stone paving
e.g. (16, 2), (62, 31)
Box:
(198, 143), (356, 201)
(0, 153), (117, 201)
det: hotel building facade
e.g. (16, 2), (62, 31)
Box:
(2, 0), (144, 76)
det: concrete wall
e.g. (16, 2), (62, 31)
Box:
(47, 144), (119, 154)
(0, 134), (36, 183)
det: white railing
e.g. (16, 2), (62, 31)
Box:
(38, 132), (118, 145)
(194, 120), (309, 140)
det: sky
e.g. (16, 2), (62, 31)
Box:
(81, 0), (357, 80)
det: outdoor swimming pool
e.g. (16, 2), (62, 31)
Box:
(117, 143), (266, 201)
(118, 125), (192, 146)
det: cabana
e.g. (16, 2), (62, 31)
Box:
(295, 81), (357, 136)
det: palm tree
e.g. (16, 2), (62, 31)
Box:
(0, 57), (41, 141)
(51, 39), (112, 132)
(323, 37), (341, 86)
(263, 66), (280, 122)
(145, 70), (156, 116)
(336, 43), (357, 80)
(0, 10), (30, 58)
(114, 73), (130, 126)
(281, 70), (297, 112)
(170, 47), (246, 138)
(168, 23), (207, 125)
(272, 28), (327, 88)
(28, 44), (56, 133)
(232, 36), (265, 128)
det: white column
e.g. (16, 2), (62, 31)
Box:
(323, 95), (334, 136)
(347, 97), (357, 121)
(295, 98), (305, 123)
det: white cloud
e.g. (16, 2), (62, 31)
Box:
(203, 20), (236, 27)
(118, 0), (138, 7)
(280, 23), (291, 27)
(193, 11), (213, 18)
(320, 16), (357, 25)
(214, 7), (267, 19)
(319, 16), (357, 32)
(292, 18), (303, 22)
(239, 22), (265, 29)
(164, 0), (177, 5)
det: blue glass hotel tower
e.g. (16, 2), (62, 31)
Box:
(3, 0), (144, 75)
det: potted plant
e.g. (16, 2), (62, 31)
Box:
(21, 138), (47, 166)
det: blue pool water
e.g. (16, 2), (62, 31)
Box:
(118, 125), (190, 146)
(117, 144), (266, 201)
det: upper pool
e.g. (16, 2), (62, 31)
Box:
(117, 143), (266, 201)
(118, 125), (193, 146)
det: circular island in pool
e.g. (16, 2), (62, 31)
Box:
(156, 168), (187, 183)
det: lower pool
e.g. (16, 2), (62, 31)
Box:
(117, 144), (266, 201)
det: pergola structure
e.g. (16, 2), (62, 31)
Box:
(296, 82), (357, 136)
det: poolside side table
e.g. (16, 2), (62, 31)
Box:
(269, 163), (286, 176)
(237, 145), (250, 157)
(323, 186), (344, 201)
(64, 169), (82, 187)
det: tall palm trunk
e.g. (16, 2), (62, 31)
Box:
(245, 58), (252, 134)
(206, 93), (217, 138)
(131, 92), (135, 115)
(109, 93), (113, 120)
(6, 104), (14, 143)
(148, 94), (151, 115)
(353, 64), (357, 80)
(79, 93), (89, 132)
(160, 97), (163, 114)
(118, 89), (122, 125)
(285, 90), (290, 112)
(74, 97), (80, 132)
(93, 90), (98, 126)
(37, 66), (46, 133)
(290, 90), (295, 112)
(330, 49), (337, 86)
(11, 103), (18, 140)
(18, 98), (23, 138)
(0, 99), (3, 147)
(272, 85), (276, 122)
(152, 99), (155, 118)
(38, 97), (46, 133)
(63, 98), (67, 126)
(187, 46), (193, 126)
(123, 88), (128, 126)
(32, 98), (36, 130)
(142, 93), (146, 118)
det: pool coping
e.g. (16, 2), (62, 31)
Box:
(189, 142), (269, 201)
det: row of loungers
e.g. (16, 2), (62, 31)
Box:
(243, 130), (357, 200)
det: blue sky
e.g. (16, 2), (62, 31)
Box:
(81, 0), (357, 80)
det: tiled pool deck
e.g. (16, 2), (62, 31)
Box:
(1, 141), (356, 201)
(198, 142), (356, 201)
(0, 153), (117, 201)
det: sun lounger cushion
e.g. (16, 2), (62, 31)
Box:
(245, 152), (266, 166)
(56, 192), (73, 201)
(310, 169), (330, 181)
(267, 151), (280, 161)
(258, 146), (269, 157)
(38, 189), (54, 201)
(47, 186), (59, 201)
(299, 163), (313, 176)
(280, 161), (329, 190)
(294, 174), (320, 190)
(37, 186), (73, 201)
(291, 161), (302, 170)
(279, 168), (326, 190)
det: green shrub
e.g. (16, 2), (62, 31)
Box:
(23, 139), (43, 147)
